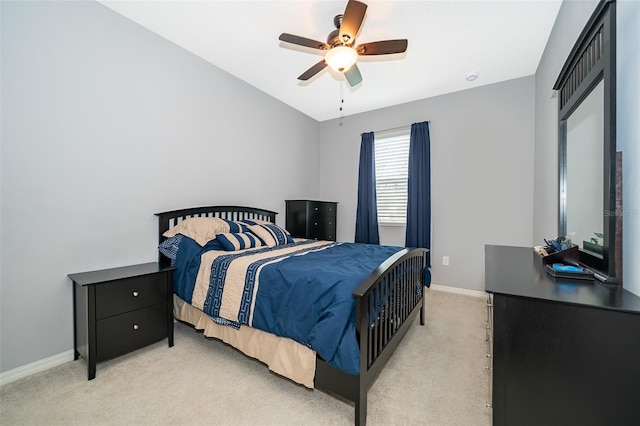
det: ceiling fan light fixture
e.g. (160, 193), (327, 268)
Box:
(325, 46), (358, 72)
(280, 1), (406, 86)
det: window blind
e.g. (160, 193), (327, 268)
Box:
(374, 133), (410, 225)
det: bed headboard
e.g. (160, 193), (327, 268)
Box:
(154, 205), (278, 266)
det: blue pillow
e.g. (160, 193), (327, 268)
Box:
(247, 224), (294, 247)
(222, 219), (250, 234)
(158, 234), (184, 261)
(158, 234), (225, 261)
(239, 219), (270, 226)
(216, 232), (264, 251)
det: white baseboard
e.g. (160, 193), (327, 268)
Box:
(0, 350), (74, 386)
(428, 283), (485, 298)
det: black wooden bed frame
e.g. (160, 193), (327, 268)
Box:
(156, 205), (428, 426)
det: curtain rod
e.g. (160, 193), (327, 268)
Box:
(371, 122), (430, 135)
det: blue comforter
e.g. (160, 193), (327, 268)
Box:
(173, 238), (403, 374)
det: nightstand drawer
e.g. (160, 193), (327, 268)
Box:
(96, 303), (168, 361)
(95, 274), (167, 319)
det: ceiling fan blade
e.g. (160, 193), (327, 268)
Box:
(279, 33), (329, 50)
(344, 64), (363, 87)
(339, 0), (367, 46)
(298, 60), (328, 81)
(356, 39), (408, 55)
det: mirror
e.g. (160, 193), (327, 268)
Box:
(556, 0), (619, 284)
(565, 80), (604, 257)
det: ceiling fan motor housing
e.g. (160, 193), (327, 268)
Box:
(328, 15), (352, 47)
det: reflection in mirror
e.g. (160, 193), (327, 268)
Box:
(566, 80), (604, 258)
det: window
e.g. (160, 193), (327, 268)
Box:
(374, 132), (410, 225)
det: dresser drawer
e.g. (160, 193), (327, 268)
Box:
(95, 274), (167, 319)
(308, 203), (336, 219)
(309, 211), (336, 223)
(322, 203), (337, 216)
(96, 303), (168, 361)
(307, 201), (322, 211)
(308, 217), (335, 229)
(309, 223), (336, 241)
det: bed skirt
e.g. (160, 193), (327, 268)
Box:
(173, 295), (316, 388)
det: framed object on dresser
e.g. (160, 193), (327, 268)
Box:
(285, 199), (337, 241)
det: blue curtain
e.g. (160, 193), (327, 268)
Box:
(405, 122), (431, 262)
(355, 132), (380, 244)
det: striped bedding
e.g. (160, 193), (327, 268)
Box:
(172, 237), (404, 374)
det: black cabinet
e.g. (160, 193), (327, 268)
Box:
(286, 200), (337, 241)
(69, 262), (175, 380)
(485, 245), (640, 426)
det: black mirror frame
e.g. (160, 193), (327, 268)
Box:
(554, 0), (619, 284)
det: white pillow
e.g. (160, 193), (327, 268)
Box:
(162, 217), (229, 246)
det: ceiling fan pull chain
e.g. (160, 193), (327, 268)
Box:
(339, 80), (345, 115)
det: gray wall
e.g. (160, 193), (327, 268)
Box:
(318, 77), (536, 292)
(0, 1), (319, 372)
(533, 0), (640, 297)
(617, 0), (640, 297)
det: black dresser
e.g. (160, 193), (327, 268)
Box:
(285, 200), (337, 241)
(485, 245), (640, 426)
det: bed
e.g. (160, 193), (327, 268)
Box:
(156, 205), (429, 425)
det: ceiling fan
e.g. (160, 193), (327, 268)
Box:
(278, 0), (408, 87)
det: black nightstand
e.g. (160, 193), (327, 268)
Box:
(69, 262), (175, 380)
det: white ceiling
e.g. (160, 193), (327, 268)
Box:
(99, 0), (562, 122)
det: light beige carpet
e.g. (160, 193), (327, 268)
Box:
(0, 289), (491, 425)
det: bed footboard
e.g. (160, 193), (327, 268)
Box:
(315, 247), (429, 426)
(355, 248), (428, 373)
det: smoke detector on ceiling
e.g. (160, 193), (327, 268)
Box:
(466, 71), (479, 81)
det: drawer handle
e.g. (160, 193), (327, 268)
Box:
(133, 324), (139, 330)
(133, 291), (139, 297)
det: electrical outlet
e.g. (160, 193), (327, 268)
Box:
(443, 256), (450, 266)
